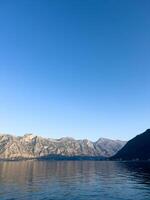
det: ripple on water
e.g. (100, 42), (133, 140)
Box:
(0, 161), (150, 200)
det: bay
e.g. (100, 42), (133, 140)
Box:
(0, 161), (150, 200)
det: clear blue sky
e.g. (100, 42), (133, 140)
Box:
(0, 0), (150, 141)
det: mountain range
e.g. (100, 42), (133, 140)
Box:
(0, 133), (126, 160)
(2, 129), (150, 161)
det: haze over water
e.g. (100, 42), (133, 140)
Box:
(0, 161), (150, 200)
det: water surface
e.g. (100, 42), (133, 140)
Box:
(0, 161), (150, 200)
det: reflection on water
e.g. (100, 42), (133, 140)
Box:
(0, 161), (150, 200)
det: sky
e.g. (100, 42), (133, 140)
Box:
(0, 0), (150, 141)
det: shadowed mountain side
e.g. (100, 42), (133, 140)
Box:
(112, 129), (150, 160)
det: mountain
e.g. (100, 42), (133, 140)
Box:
(0, 133), (126, 160)
(94, 138), (126, 157)
(112, 129), (150, 160)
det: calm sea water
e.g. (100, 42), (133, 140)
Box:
(0, 161), (150, 200)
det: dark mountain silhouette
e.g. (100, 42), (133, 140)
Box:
(112, 129), (150, 160)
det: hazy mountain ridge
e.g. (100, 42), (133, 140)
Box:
(0, 133), (126, 160)
(112, 129), (150, 160)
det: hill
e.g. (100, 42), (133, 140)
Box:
(112, 129), (150, 160)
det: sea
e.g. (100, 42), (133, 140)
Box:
(0, 160), (150, 200)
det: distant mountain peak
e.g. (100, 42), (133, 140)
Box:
(59, 137), (75, 141)
(23, 133), (35, 140)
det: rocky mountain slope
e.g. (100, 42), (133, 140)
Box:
(112, 129), (150, 160)
(0, 133), (126, 160)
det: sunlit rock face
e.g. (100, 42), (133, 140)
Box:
(94, 138), (126, 157)
(0, 133), (126, 160)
